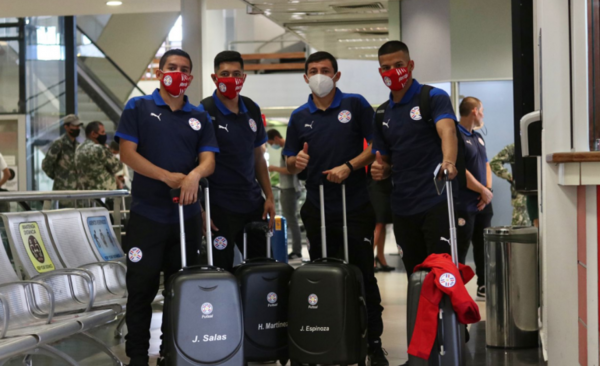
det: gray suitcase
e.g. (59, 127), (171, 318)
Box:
(407, 171), (466, 366)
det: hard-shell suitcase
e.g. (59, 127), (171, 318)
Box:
(234, 221), (294, 364)
(272, 215), (288, 263)
(288, 181), (368, 366)
(163, 179), (244, 366)
(407, 171), (466, 366)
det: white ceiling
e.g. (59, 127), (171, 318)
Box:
(241, 0), (390, 60)
(0, 0), (181, 18)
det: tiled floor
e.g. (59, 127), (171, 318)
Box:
(3, 226), (546, 365)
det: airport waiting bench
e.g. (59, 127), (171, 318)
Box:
(0, 190), (132, 364)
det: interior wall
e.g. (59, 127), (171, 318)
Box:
(401, 0), (452, 84)
(450, 0), (513, 81)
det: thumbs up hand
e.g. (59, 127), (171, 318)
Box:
(295, 142), (310, 171)
(371, 151), (390, 181)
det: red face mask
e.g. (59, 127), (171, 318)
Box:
(216, 77), (245, 99)
(160, 71), (191, 98)
(380, 67), (410, 91)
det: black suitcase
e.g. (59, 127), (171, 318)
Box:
(234, 222), (294, 364)
(407, 171), (466, 366)
(288, 182), (368, 366)
(163, 179), (244, 366)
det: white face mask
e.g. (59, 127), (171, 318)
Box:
(308, 74), (336, 98)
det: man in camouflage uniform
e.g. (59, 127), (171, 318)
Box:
(41, 114), (82, 191)
(75, 121), (122, 190)
(489, 143), (531, 226)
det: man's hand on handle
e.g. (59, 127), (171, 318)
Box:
(163, 172), (186, 189)
(441, 161), (458, 180)
(371, 151), (390, 181)
(263, 197), (276, 230)
(322, 164), (351, 184)
(179, 171), (202, 206)
(295, 143), (310, 171)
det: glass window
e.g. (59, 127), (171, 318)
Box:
(0, 41), (20, 113)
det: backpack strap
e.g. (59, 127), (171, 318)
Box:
(241, 96), (262, 125)
(419, 84), (467, 190)
(375, 100), (390, 138)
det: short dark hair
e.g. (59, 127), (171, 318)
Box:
(305, 51), (338, 74)
(214, 50), (244, 71)
(267, 129), (282, 140)
(378, 41), (410, 58)
(459, 97), (482, 117)
(109, 141), (120, 152)
(85, 121), (103, 137)
(159, 49), (193, 71)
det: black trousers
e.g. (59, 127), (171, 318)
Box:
(210, 204), (268, 272)
(300, 201), (384, 350)
(124, 211), (202, 364)
(456, 209), (477, 265)
(393, 201), (452, 279)
(472, 206), (493, 287)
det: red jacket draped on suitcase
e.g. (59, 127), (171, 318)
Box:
(408, 253), (481, 360)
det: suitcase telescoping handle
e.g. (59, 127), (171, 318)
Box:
(318, 176), (350, 263)
(442, 170), (459, 268)
(170, 178), (212, 268)
(242, 222), (272, 260)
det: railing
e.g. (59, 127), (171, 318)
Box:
(0, 190), (130, 242)
(76, 26), (145, 97)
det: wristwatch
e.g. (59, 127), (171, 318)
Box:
(344, 161), (353, 172)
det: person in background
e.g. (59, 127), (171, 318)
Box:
(110, 141), (132, 190)
(367, 166), (395, 272)
(489, 143), (531, 226)
(76, 121), (123, 191)
(42, 114), (82, 193)
(267, 129), (304, 260)
(455, 97), (493, 300)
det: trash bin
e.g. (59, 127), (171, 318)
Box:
(484, 226), (539, 348)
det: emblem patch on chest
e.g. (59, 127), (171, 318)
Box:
(410, 107), (422, 121)
(189, 118), (201, 131)
(249, 119), (257, 132)
(478, 137), (485, 146)
(338, 110), (352, 123)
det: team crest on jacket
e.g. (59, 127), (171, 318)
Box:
(189, 118), (201, 131)
(338, 110), (352, 123)
(128, 247), (143, 262)
(218, 82), (227, 93)
(410, 107), (422, 121)
(439, 273), (456, 288)
(163, 75), (173, 86)
(249, 119), (257, 132)
(478, 137), (485, 146)
(213, 236), (227, 250)
(308, 294), (318, 305)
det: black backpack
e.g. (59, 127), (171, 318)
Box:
(201, 95), (262, 128)
(374, 85), (467, 189)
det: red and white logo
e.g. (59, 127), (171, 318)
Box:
(439, 273), (456, 288)
(213, 236), (227, 250)
(163, 75), (173, 86)
(308, 294), (318, 306)
(128, 247), (142, 263)
(189, 118), (201, 131)
(201, 302), (213, 315)
(267, 292), (278, 304)
(218, 82), (227, 93)
(338, 110), (352, 123)
(249, 119), (257, 132)
(410, 106), (422, 121)
(384, 76), (392, 87)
